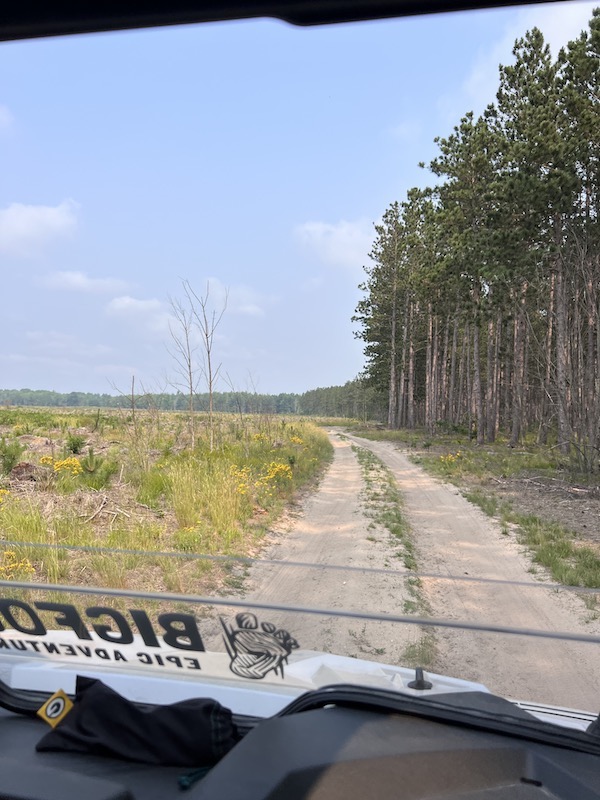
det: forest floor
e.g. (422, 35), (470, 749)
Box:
(490, 473), (600, 545)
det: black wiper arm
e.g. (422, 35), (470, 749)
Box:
(0, 678), (50, 717)
(0, 678), (260, 735)
(279, 684), (600, 757)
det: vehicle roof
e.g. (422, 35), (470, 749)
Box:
(0, 0), (574, 42)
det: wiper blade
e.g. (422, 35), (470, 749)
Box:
(0, 678), (259, 735)
(279, 684), (600, 757)
(0, 678), (49, 717)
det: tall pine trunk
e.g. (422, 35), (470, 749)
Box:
(387, 273), (399, 429)
(538, 272), (555, 445)
(449, 309), (459, 425)
(425, 304), (434, 434)
(407, 302), (416, 430)
(486, 316), (496, 443)
(472, 285), (484, 446)
(555, 219), (571, 454)
(509, 283), (527, 448)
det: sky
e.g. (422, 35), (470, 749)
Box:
(0, 1), (597, 397)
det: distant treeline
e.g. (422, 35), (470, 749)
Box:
(0, 381), (386, 420)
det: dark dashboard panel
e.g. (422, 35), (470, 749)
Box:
(191, 706), (600, 799)
(0, 709), (184, 800)
(2, 704), (599, 800)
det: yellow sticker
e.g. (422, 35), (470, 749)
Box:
(37, 689), (74, 728)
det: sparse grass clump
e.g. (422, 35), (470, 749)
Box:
(137, 467), (170, 508)
(401, 629), (437, 670)
(414, 440), (563, 484)
(351, 443), (436, 667)
(352, 445), (413, 567)
(518, 516), (600, 588)
(105, 521), (164, 553)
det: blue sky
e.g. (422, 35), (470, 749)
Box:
(0, 1), (596, 396)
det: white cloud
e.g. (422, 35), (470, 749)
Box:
(1, 352), (82, 371)
(106, 296), (162, 315)
(388, 120), (422, 141)
(43, 270), (129, 293)
(237, 303), (263, 317)
(25, 330), (112, 358)
(295, 218), (373, 271)
(106, 295), (172, 334)
(191, 277), (270, 318)
(0, 199), (78, 257)
(225, 284), (269, 318)
(443, 0), (597, 122)
(0, 105), (14, 131)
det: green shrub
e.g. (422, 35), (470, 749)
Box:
(81, 460), (119, 490)
(65, 431), (86, 454)
(80, 447), (100, 473)
(0, 438), (25, 475)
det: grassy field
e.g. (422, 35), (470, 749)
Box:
(0, 407), (332, 599)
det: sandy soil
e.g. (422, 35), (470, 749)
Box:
(221, 429), (600, 713)
(343, 432), (600, 711)
(205, 433), (421, 665)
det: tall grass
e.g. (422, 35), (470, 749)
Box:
(136, 467), (169, 507)
(0, 496), (95, 583)
(169, 458), (249, 542)
(0, 409), (333, 596)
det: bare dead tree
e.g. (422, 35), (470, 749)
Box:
(186, 280), (228, 452)
(168, 292), (201, 448)
(168, 279), (228, 452)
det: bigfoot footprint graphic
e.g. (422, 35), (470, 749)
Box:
(220, 613), (299, 679)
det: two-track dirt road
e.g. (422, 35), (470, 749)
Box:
(231, 430), (600, 711)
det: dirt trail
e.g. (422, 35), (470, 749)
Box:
(218, 433), (420, 665)
(344, 432), (600, 711)
(216, 430), (600, 712)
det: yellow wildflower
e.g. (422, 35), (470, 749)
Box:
(53, 457), (83, 476)
(0, 550), (35, 579)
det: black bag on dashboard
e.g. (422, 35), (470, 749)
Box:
(36, 676), (239, 767)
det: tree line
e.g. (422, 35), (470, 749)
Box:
(0, 387), (381, 418)
(0, 388), (298, 414)
(354, 12), (600, 470)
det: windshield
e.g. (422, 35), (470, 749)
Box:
(0, 0), (599, 727)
